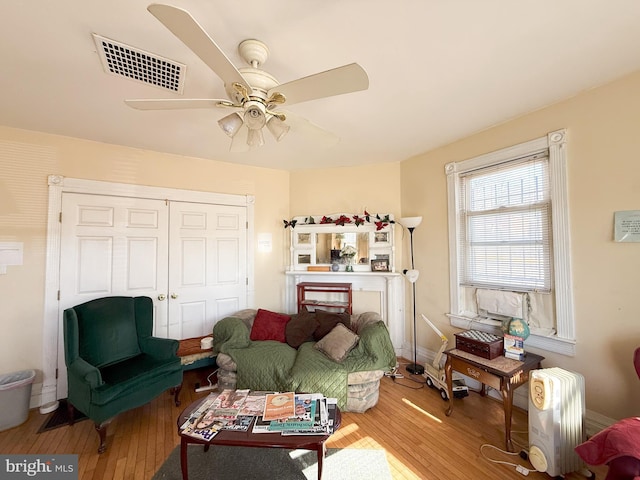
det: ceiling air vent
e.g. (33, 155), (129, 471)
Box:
(92, 33), (186, 94)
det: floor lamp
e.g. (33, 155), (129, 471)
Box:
(399, 216), (424, 375)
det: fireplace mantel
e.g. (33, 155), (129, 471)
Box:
(285, 271), (405, 354)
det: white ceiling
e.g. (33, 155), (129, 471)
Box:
(2, 1), (640, 171)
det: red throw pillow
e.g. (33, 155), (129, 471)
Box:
(250, 309), (291, 343)
(575, 417), (640, 466)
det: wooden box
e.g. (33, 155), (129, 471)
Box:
(306, 265), (331, 272)
(454, 330), (504, 360)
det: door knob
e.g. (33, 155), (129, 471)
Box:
(158, 294), (166, 301)
(171, 293), (179, 299)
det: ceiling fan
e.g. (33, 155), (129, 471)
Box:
(125, 4), (369, 151)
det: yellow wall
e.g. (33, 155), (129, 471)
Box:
(0, 126), (290, 387)
(401, 71), (640, 420)
(289, 163), (402, 217)
(289, 163), (404, 315)
(2, 70), (639, 422)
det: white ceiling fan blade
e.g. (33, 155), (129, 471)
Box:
(270, 63), (369, 107)
(125, 98), (234, 110)
(147, 4), (250, 90)
(282, 110), (340, 147)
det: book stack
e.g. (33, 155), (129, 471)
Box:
(503, 334), (525, 361)
(180, 390), (337, 441)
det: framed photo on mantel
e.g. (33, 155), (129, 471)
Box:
(371, 258), (389, 272)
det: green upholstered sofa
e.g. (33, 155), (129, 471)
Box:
(63, 296), (183, 453)
(213, 309), (396, 412)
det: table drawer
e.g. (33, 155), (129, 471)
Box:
(450, 357), (501, 390)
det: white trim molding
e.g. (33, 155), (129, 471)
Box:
(445, 129), (575, 356)
(40, 175), (255, 409)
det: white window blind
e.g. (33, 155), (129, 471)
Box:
(458, 151), (552, 292)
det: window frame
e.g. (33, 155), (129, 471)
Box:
(445, 129), (576, 356)
(460, 152), (552, 292)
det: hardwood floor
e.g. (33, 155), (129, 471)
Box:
(0, 361), (606, 480)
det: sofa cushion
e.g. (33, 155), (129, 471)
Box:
(75, 297), (141, 368)
(313, 309), (351, 341)
(285, 309), (318, 348)
(213, 317), (251, 353)
(227, 341), (297, 392)
(574, 417), (640, 466)
(93, 353), (182, 406)
(314, 323), (360, 363)
(250, 309), (291, 343)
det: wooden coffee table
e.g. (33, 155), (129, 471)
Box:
(176, 394), (341, 480)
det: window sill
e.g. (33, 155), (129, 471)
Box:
(447, 314), (576, 357)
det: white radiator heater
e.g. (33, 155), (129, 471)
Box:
(528, 367), (587, 477)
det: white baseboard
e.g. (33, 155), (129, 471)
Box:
(584, 409), (616, 437)
(29, 381), (43, 409)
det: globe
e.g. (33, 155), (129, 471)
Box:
(507, 317), (530, 340)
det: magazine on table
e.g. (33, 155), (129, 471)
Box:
(182, 390), (336, 437)
(238, 391), (271, 416)
(280, 399), (325, 435)
(182, 408), (226, 441)
(180, 392), (220, 430)
(262, 392), (296, 421)
(251, 415), (275, 433)
(281, 397), (337, 435)
(269, 393), (320, 431)
(181, 389), (251, 439)
(210, 389), (250, 421)
(326, 397), (338, 433)
(223, 415), (254, 431)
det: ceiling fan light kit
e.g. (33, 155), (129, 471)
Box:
(267, 116), (289, 142)
(247, 128), (265, 148)
(218, 112), (243, 138)
(123, 3), (369, 151)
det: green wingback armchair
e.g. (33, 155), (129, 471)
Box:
(63, 296), (183, 453)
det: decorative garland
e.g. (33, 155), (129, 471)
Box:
(283, 210), (394, 231)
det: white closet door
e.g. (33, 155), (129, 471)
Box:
(168, 202), (247, 339)
(57, 193), (169, 398)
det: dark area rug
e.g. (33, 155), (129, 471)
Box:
(153, 445), (392, 480)
(37, 399), (88, 433)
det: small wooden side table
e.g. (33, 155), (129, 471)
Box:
(444, 348), (544, 452)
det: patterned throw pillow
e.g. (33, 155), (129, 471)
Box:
(249, 309), (291, 343)
(314, 323), (360, 363)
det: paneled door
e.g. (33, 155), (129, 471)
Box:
(164, 201), (247, 339)
(57, 193), (169, 398)
(56, 193), (247, 399)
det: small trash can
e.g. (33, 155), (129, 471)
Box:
(0, 369), (36, 431)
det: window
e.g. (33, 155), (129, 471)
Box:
(459, 152), (551, 292)
(446, 130), (575, 355)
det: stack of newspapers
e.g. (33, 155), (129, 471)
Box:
(180, 390), (337, 440)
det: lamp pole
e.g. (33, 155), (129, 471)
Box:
(405, 225), (424, 375)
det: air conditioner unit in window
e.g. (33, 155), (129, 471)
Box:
(476, 289), (528, 323)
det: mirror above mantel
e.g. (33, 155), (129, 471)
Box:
(286, 213), (395, 272)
